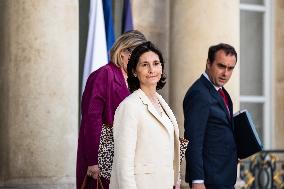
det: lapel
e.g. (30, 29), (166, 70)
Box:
(156, 93), (179, 139)
(200, 75), (232, 122)
(157, 93), (180, 172)
(136, 89), (177, 135)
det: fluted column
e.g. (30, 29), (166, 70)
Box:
(0, 0), (78, 188)
(274, 0), (284, 148)
(132, 0), (170, 101)
(169, 0), (240, 187)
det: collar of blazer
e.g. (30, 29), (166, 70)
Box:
(135, 89), (179, 137)
(200, 75), (233, 123)
(109, 62), (127, 87)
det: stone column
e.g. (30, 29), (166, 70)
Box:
(132, 0), (171, 101)
(170, 1), (240, 187)
(274, 0), (284, 148)
(0, 0), (78, 188)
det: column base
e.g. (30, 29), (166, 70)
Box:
(0, 177), (75, 189)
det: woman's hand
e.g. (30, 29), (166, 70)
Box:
(192, 183), (206, 189)
(87, 165), (100, 179)
(174, 179), (181, 189)
(175, 181), (181, 189)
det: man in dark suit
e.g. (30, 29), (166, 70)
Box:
(183, 43), (238, 189)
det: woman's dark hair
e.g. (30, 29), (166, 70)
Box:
(127, 41), (166, 93)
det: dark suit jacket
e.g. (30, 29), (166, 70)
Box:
(183, 75), (237, 186)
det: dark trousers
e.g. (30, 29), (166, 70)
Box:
(205, 184), (235, 189)
(189, 184), (234, 189)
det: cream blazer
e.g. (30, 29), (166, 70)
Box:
(110, 89), (180, 189)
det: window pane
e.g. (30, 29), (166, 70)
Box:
(240, 103), (263, 143)
(240, 11), (264, 95)
(240, 0), (263, 5)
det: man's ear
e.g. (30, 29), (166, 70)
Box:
(206, 59), (211, 64)
(206, 59), (211, 69)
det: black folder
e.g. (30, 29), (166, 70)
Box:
(233, 109), (263, 159)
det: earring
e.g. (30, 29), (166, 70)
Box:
(133, 73), (137, 77)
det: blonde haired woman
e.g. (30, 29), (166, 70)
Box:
(76, 30), (147, 189)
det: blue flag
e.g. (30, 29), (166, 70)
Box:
(122, 0), (133, 33)
(102, 0), (115, 60)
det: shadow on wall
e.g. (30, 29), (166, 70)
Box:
(0, 1), (10, 185)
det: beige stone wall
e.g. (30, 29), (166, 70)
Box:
(274, 0), (284, 149)
(132, 0), (171, 102)
(0, 0), (78, 188)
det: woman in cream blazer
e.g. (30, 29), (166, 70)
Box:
(110, 41), (180, 189)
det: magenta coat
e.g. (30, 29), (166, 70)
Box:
(76, 62), (130, 189)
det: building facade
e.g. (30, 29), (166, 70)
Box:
(0, 0), (283, 188)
